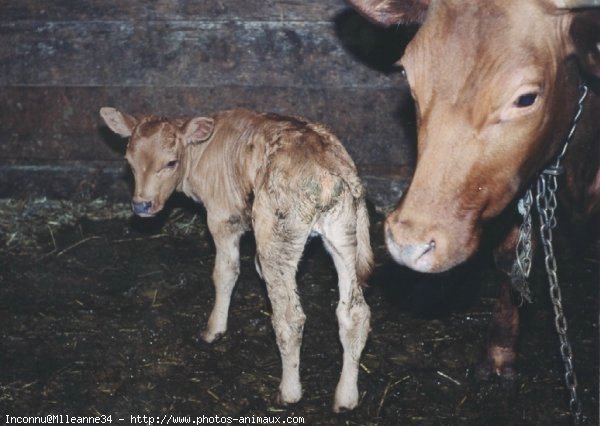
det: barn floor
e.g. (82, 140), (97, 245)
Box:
(0, 197), (598, 425)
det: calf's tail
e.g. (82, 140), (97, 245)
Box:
(355, 197), (373, 286)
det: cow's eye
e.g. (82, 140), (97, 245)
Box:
(515, 92), (538, 108)
(166, 160), (178, 169)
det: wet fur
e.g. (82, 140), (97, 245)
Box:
(101, 107), (373, 412)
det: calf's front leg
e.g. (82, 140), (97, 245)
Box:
(202, 216), (244, 343)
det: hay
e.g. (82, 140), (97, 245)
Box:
(0, 197), (597, 424)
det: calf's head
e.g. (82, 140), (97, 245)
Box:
(349, 0), (600, 272)
(100, 107), (214, 216)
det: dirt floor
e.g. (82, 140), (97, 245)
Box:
(0, 197), (598, 425)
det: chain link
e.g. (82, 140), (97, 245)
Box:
(512, 189), (533, 303)
(513, 83), (588, 425)
(536, 170), (582, 425)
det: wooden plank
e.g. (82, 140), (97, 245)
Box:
(0, 86), (416, 167)
(0, 1), (417, 206)
(0, 20), (407, 88)
(0, 0), (348, 22)
(0, 159), (412, 210)
(0, 160), (131, 201)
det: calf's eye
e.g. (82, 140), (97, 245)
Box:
(166, 160), (178, 168)
(397, 65), (407, 79)
(515, 93), (538, 108)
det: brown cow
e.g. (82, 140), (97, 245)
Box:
(347, 0), (599, 376)
(99, 107), (372, 412)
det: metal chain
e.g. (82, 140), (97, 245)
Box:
(536, 171), (582, 425)
(514, 83), (588, 425)
(547, 84), (589, 171)
(512, 188), (534, 303)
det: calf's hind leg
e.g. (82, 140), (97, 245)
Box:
(253, 206), (309, 405)
(321, 211), (371, 412)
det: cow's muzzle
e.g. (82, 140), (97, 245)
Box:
(385, 226), (439, 273)
(131, 200), (154, 217)
(384, 210), (475, 273)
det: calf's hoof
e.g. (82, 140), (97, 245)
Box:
(201, 328), (225, 343)
(275, 383), (302, 406)
(333, 402), (357, 413)
(333, 385), (359, 413)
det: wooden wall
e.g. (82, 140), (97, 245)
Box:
(0, 0), (416, 210)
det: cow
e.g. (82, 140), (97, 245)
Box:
(346, 0), (599, 378)
(99, 107), (372, 412)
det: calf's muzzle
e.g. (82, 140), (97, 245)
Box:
(132, 200), (153, 216)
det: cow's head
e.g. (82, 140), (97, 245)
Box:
(100, 108), (214, 217)
(348, 0), (600, 272)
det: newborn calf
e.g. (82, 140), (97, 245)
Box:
(100, 107), (372, 411)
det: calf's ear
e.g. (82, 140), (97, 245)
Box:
(100, 107), (138, 137)
(346, 0), (430, 26)
(569, 10), (600, 78)
(184, 117), (215, 145)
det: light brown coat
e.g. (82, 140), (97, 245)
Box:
(348, 0), (599, 376)
(100, 107), (372, 412)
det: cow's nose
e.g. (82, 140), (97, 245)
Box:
(132, 200), (152, 215)
(385, 227), (437, 271)
(383, 211), (444, 273)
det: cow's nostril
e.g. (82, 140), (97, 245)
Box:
(417, 239), (436, 259)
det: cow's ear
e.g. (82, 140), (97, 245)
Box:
(184, 117), (215, 145)
(554, 0), (600, 7)
(569, 10), (600, 78)
(346, 0), (430, 26)
(100, 107), (138, 137)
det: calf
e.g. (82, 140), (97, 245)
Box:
(100, 107), (372, 411)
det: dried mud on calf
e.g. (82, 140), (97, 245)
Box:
(100, 107), (373, 411)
